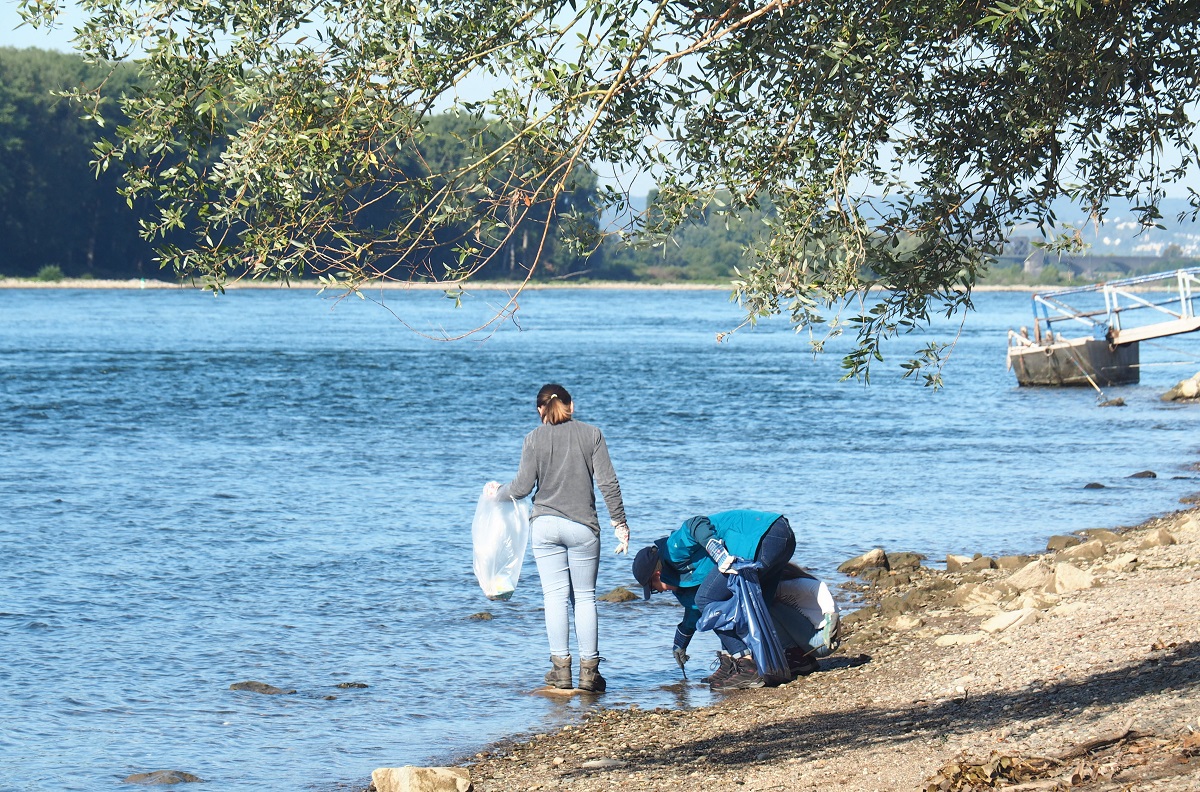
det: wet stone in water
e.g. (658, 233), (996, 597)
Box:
(123, 770), (204, 785)
(229, 680), (295, 695)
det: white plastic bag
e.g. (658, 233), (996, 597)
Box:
(471, 484), (531, 601)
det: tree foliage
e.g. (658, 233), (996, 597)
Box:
(17, 0), (1200, 378)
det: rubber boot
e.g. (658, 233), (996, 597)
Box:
(544, 655), (572, 689)
(578, 657), (606, 693)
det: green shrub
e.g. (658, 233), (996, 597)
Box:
(34, 265), (65, 282)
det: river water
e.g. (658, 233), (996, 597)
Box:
(2, 286), (1198, 791)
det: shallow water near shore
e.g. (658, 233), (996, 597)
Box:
(2, 287), (1199, 791)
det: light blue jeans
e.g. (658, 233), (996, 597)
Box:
(531, 515), (600, 661)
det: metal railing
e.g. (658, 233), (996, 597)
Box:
(1026, 267), (1200, 345)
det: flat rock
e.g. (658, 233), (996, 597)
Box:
(123, 771), (204, 785)
(838, 547), (890, 575)
(468, 612), (494, 621)
(1007, 560), (1056, 592)
(995, 555), (1035, 571)
(1052, 562), (1095, 594)
(951, 583), (1004, 610)
(229, 680), (295, 695)
(1047, 535), (1084, 552)
(945, 554), (973, 573)
(1140, 528), (1177, 548)
(888, 614), (924, 631)
(963, 556), (996, 571)
(1056, 539), (1106, 562)
(1050, 601), (1089, 617)
(1012, 590), (1060, 609)
(372, 766), (471, 792)
(981, 608), (1041, 634)
(598, 586), (639, 603)
(580, 758), (627, 769)
(1128, 470), (1157, 479)
(336, 681), (369, 689)
(935, 632), (986, 647)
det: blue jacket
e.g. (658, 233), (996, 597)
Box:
(658, 509), (783, 649)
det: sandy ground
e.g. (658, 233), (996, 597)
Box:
(425, 506), (1200, 792)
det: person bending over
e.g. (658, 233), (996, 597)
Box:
(631, 509), (795, 689)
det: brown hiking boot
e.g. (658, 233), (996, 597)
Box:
(710, 656), (764, 690)
(578, 657), (606, 693)
(700, 651), (736, 684)
(544, 655), (572, 689)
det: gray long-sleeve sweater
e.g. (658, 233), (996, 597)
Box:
(495, 419), (626, 534)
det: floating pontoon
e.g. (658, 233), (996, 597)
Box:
(1007, 267), (1200, 386)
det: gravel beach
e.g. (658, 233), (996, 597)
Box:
(433, 505), (1200, 792)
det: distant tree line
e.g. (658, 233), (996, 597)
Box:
(0, 47), (156, 278)
(0, 47), (784, 282)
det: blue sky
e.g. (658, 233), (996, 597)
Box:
(1, 1), (77, 50)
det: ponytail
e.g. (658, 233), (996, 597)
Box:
(536, 383), (573, 425)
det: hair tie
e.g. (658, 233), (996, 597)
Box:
(548, 393), (559, 400)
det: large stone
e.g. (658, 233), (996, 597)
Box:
(1052, 563), (1095, 594)
(1128, 470), (1157, 479)
(597, 586), (639, 603)
(980, 608), (1041, 634)
(1081, 529), (1122, 545)
(1056, 539), (1105, 562)
(886, 551), (925, 571)
(1103, 553), (1139, 573)
(945, 554), (973, 573)
(1047, 535), (1084, 552)
(838, 548), (890, 575)
(995, 555), (1035, 571)
(1161, 371), (1200, 401)
(1007, 560), (1055, 591)
(123, 771), (204, 785)
(1140, 528), (1177, 548)
(372, 767), (472, 792)
(229, 681), (295, 695)
(951, 583), (1004, 610)
(963, 556), (997, 571)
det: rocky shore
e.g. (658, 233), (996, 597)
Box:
(404, 504), (1200, 792)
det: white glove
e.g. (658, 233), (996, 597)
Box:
(612, 521), (630, 554)
(482, 481), (500, 499)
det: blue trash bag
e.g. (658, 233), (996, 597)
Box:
(695, 560), (791, 681)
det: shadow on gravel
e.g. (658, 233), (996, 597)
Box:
(591, 640), (1200, 773)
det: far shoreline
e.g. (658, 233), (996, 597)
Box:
(0, 277), (1042, 293)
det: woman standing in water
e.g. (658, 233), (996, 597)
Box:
(488, 384), (630, 692)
